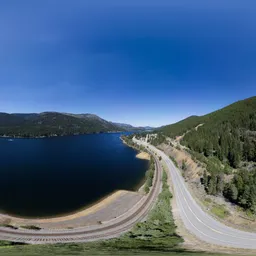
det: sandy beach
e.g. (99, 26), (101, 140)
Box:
(136, 152), (150, 160)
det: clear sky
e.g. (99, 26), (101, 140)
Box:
(0, 1), (255, 126)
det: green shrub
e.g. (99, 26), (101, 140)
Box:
(169, 156), (178, 168)
(20, 225), (41, 230)
(0, 224), (18, 230)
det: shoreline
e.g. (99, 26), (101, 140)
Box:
(120, 136), (150, 160)
(0, 131), (125, 139)
(0, 190), (127, 224)
(0, 136), (148, 225)
(120, 136), (150, 193)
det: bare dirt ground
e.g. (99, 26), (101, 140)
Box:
(158, 141), (256, 233)
(0, 191), (144, 229)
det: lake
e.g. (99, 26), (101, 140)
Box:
(0, 133), (149, 218)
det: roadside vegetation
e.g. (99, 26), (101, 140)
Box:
(210, 205), (230, 219)
(20, 225), (41, 231)
(0, 224), (41, 231)
(0, 224), (18, 230)
(103, 169), (183, 250)
(169, 156), (178, 168)
(0, 241), (238, 256)
(144, 158), (155, 193)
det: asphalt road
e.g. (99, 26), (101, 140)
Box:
(135, 138), (256, 249)
(0, 153), (162, 244)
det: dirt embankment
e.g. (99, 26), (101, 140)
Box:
(158, 143), (203, 181)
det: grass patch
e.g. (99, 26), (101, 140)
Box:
(205, 198), (212, 204)
(0, 242), (237, 256)
(202, 198), (212, 207)
(210, 205), (230, 219)
(0, 241), (25, 247)
(104, 169), (183, 250)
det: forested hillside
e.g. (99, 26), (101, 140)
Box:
(0, 112), (122, 138)
(183, 97), (256, 168)
(159, 96), (256, 212)
(160, 115), (201, 138)
(160, 97), (256, 168)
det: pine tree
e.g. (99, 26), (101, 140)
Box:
(207, 175), (217, 195)
(216, 174), (224, 195)
(230, 184), (238, 201)
(203, 170), (208, 187)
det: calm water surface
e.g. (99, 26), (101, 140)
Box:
(0, 133), (149, 217)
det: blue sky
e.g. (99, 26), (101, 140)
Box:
(0, 1), (255, 126)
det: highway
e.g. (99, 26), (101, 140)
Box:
(0, 153), (162, 244)
(135, 138), (256, 249)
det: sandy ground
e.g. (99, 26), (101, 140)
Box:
(136, 152), (150, 160)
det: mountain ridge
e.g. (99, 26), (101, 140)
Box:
(0, 112), (124, 138)
(112, 122), (155, 132)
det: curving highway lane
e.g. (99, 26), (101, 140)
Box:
(135, 138), (256, 249)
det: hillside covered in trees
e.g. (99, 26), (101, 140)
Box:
(0, 112), (123, 138)
(160, 96), (256, 168)
(159, 96), (256, 213)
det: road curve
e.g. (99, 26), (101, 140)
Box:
(135, 139), (256, 249)
(0, 153), (162, 244)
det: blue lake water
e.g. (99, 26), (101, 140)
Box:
(0, 133), (149, 217)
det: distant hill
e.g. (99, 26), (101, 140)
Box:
(0, 112), (123, 138)
(159, 96), (256, 168)
(112, 122), (135, 131)
(113, 122), (155, 132)
(143, 126), (155, 130)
